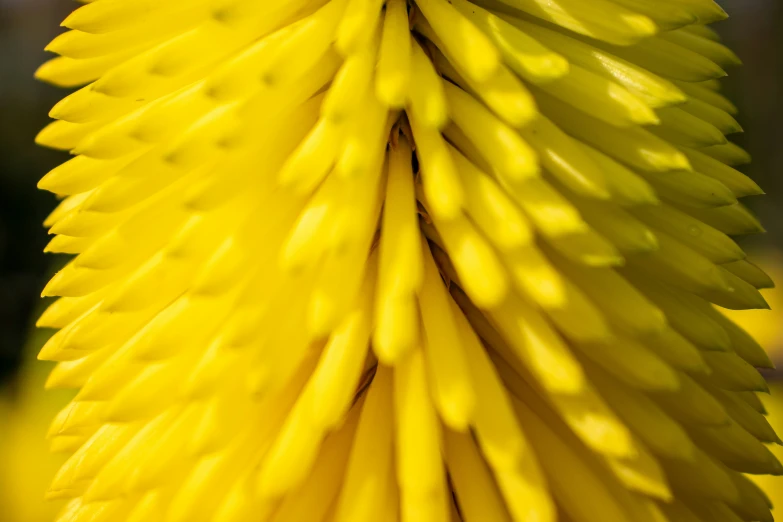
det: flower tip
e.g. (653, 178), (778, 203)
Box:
(623, 14), (658, 40)
(526, 56), (571, 84)
(375, 77), (410, 110)
(725, 51), (744, 67)
(48, 436), (80, 454)
(511, 104), (540, 130)
(373, 330), (415, 367)
(669, 91), (689, 106)
(729, 122), (745, 134)
(34, 121), (78, 151)
(44, 369), (72, 390)
(40, 279), (59, 298)
(34, 125), (53, 148)
(640, 230), (660, 252)
(710, 5), (730, 22)
(633, 109), (660, 126)
(34, 315), (49, 329)
(60, 11), (79, 29)
(671, 153), (693, 172)
(729, 284), (773, 310)
(438, 390), (476, 432)
(423, 109), (450, 132)
(39, 333), (76, 365)
(36, 176), (52, 192)
(36, 346), (55, 362)
(60, 5), (97, 31)
(469, 281), (510, 310)
(307, 298), (339, 339)
(68, 143), (88, 156)
(427, 196), (464, 223)
(33, 60), (61, 86)
(45, 420), (64, 440)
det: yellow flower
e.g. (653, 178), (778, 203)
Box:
(35, 1), (778, 522)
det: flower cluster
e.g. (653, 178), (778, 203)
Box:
(36, 1), (777, 521)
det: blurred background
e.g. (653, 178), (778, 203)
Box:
(0, 0), (781, 520)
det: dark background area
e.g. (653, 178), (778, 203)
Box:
(717, 0), (783, 252)
(0, 0), (74, 384)
(0, 0), (780, 385)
